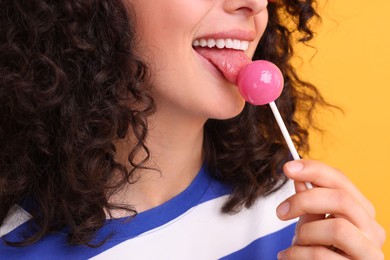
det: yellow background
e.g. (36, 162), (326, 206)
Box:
(297, 0), (390, 256)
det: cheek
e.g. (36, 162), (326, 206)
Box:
(132, 4), (203, 70)
(254, 12), (269, 43)
(132, 0), (204, 40)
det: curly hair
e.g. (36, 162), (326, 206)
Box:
(0, 0), (328, 247)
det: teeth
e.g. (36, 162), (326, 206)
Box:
(216, 39), (225, 49)
(240, 41), (249, 50)
(233, 39), (241, 49)
(225, 39), (234, 48)
(192, 38), (250, 51)
(207, 39), (216, 48)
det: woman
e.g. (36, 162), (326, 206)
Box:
(0, 0), (385, 259)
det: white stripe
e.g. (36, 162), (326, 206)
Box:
(92, 180), (296, 260)
(0, 205), (32, 237)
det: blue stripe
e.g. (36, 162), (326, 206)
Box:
(0, 164), (229, 259)
(220, 223), (296, 260)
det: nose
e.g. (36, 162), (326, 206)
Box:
(224, 0), (268, 16)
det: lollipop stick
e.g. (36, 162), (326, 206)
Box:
(269, 101), (313, 190)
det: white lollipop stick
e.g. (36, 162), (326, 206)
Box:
(269, 102), (313, 189)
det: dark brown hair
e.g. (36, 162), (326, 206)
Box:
(0, 0), (327, 247)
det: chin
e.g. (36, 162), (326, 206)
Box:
(208, 97), (246, 120)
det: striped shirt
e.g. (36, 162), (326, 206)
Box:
(0, 165), (297, 259)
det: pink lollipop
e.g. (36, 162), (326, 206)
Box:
(237, 60), (313, 189)
(237, 60), (284, 106)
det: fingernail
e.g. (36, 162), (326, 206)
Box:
(277, 201), (290, 216)
(286, 161), (304, 173)
(277, 250), (286, 260)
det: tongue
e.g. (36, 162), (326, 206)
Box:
(195, 47), (252, 85)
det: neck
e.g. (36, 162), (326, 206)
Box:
(110, 108), (206, 216)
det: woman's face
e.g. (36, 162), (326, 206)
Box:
(130, 0), (269, 120)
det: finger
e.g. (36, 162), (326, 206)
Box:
(292, 214), (324, 245)
(294, 218), (384, 260)
(276, 188), (370, 231)
(294, 180), (308, 193)
(290, 180), (325, 246)
(278, 245), (347, 260)
(277, 187), (385, 248)
(284, 159), (376, 217)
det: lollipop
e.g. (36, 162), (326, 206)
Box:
(237, 60), (283, 106)
(237, 60), (313, 189)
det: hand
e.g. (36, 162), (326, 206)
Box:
(276, 159), (386, 260)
